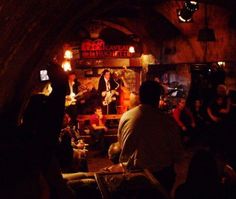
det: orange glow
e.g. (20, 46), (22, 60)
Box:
(62, 61), (71, 71)
(64, 50), (73, 59)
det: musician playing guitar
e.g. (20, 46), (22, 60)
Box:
(65, 71), (83, 128)
(98, 69), (119, 114)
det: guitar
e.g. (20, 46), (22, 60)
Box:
(65, 90), (87, 107)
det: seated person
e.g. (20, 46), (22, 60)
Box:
(174, 149), (225, 199)
(90, 106), (108, 153)
(58, 113), (88, 173)
(101, 142), (123, 173)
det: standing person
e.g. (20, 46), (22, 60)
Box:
(117, 80), (183, 193)
(19, 61), (75, 199)
(97, 69), (119, 114)
(65, 71), (79, 128)
(172, 98), (196, 146)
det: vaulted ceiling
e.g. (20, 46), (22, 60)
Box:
(1, 0), (236, 123)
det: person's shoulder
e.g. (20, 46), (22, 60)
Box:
(120, 106), (140, 119)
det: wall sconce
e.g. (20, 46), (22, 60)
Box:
(62, 61), (72, 72)
(64, 50), (73, 59)
(217, 61), (226, 68)
(128, 46), (135, 53)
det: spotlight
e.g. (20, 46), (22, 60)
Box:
(185, 1), (199, 12)
(177, 8), (193, 22)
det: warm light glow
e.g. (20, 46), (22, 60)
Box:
(217, 61), (226, 67)
(128, 46), (135, 53)
(62, 61), (71, 71)
(64, 50), (73, 59)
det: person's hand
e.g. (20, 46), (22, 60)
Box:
(181, 126), (187, 131)
(101, 163), (125, 173)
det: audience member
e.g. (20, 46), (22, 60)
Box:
(174, 149), (224, 199)
(65, 71), (80, 127)
(206, 85), (231, 153)
(172, 98), (196, 146)
(190, 98), (209, 144)
(117, 80), (183, 193)
(90, 106), (108, 154)
(19, 61), (75, 198)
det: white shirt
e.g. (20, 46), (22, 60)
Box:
(104, 77), (110, 91)
(118, 104), (183, 172)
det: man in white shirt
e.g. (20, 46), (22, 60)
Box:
(118, 80), (183, 193)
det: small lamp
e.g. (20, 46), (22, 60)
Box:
(198, 2), (216, 42)
(198, 27), (216, 41)
(128, 46), (135, 53)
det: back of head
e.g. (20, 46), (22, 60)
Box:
(186, 149), (219, 187)
(139, 80), (161, 106)
(108, 142), (121, 164)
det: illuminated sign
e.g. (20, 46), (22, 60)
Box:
(79, 39), (139, 58)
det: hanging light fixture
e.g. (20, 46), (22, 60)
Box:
(177, 8), (193, 22)
(185, 1), (199, 12)
(197, 3), (216, 41)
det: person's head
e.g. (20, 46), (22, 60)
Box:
(108, 142), (121, 164)
(94, 106), (102, 115)
(177, 98), (186, 110)
(139, 80), (161, 106)
(103, 69), (111, 81)
(186, 149), (220, 187)
(194, 99), (202, 108)
(216, 84), (227, 97)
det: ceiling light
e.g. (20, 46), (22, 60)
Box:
(177, 8), (193, 22)
(185, 1), (199, 12)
